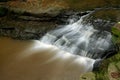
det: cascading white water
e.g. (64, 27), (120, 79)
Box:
(40, 15), (112, 59)
(0, 14), (114, 80)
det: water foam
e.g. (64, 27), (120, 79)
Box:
(40, 14), (112, 59)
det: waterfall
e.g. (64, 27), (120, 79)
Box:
(0, 14), (117, 80)
(40, 14), (113, 59)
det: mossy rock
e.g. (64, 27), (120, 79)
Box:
(112, 22), (120, 44)
(80, 72), (96, 80)
(116, 62), (120, 70)
(94, 52), (120, 80)
(90, 23), (120, 80)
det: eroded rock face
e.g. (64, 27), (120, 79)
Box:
(4, 0), (68, 17)
(1, 0), (120, 17)
(1, 0), (120, 23)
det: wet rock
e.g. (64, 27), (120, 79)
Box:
(0, 0), (8, 2)
(81, 8), (120, 32)
(91, 25), (120, 80)
(0, 7), (93, 40)
(0, 6), (8, 17)
(91, 19), (114, 32)
(89, 8), (120, 22)
(0, 14), (58, 40)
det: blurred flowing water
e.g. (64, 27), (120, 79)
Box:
(40, 14), (113, 59)
(0, 14), (115, 80)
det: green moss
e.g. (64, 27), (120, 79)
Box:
(80, 72), (96, 80)
(94, 51), (120, 80)
(112, 27), (120, 44)
(112, 27), (120, 37)
(116, 62), (120, 70)
(94, 26), (120, 79)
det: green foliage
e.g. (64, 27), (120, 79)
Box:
(112, 27), (120, 37)
(94, 51), (120, 80)
(112, 27), (120, 44)
(94, 27), (120, 80)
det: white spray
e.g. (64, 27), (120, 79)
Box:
(40, 14), (112, 59)
(0, 14), (112, 80)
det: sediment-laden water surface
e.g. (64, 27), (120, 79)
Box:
(0, 37), (95, 80)
(0, 14), (117, 80)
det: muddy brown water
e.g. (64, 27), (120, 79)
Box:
(0, 37), (95, 80)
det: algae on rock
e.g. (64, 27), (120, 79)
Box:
(94, 22), (120, 80)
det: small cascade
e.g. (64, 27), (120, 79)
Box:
(40, 14), (113, 59)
